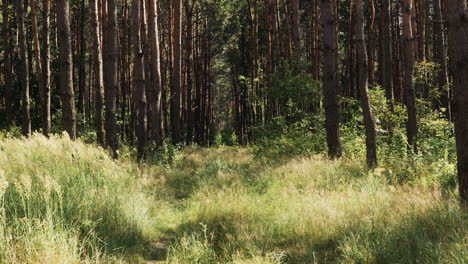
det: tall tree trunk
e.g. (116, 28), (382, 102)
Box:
(16, 0), (31, 136)
(41, 0), (51, 136)
(402, 0), (417, 153)
(103, 0), (119, 157)
(77, 0), (86, 119)
(2, 0), (12, 126)
(30, 0), (46, 135)
(57, 0), (76, 139)
(321, 0), (342, 159)
(354, 0), (378, 168)
(292, 0), (300, 55)
(433, 0), (449, 118)
(171, 0), (182, 144)
(133, 0), (147, 158)
(445, 0), (468, 202)
(90, 0), (105, 146)
(184, 0), (195, 144)
(381, 0), (394, 101)
(367, 0), (376, 84)
(147, 0), (164, 145)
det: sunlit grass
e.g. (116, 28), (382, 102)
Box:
(0, 134), (466, 263)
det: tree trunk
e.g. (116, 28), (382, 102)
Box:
(16, 0), (31, 136)
(30, 0), (46, 136)
(133, 0), (147, 158)
(354, 0), (378, 168)
(103, 0), (119, 157)
(381, 0), (394, 101)
(292, 0), (300, 55)
(77, 0), (86, 119)
(184, 0), (195, 144)
(402, 0), (418, 153)
(367, 0), (376, 84)
(321, 0), (342, 159)
(41, 0), (51, 136)
(433, 0), (449, 118)
(57, 0), (76, 139)
(2, 0), (13, 126)
(445, 0), (468, 202)
(147, 0), (164, 145)
(171, 0), (182, 144)
(90, 0), (105, 146)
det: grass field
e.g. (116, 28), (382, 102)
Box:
(0, 134), (466, 263)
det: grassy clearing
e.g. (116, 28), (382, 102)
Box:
(0, 134), (466, 263)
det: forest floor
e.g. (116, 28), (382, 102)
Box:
(0, 134), (466, 263)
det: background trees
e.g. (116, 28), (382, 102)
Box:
(0, 0), (466, 201)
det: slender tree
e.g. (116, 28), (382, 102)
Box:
(147, 0), (164, 145)
(2, 0), (12, 126)
(41, 0), (51, 136)
(321, 0), (342, 159)
(103, 0), (119, 157)
(292, 0), (300, 54)
(402, 0), (418, 153)
(133, 0), (147, 158)
(445, 0), (468, 202)
(30, 0), (46, 135)
(433, 0), (449, 117)
(171, 0), (182, 144)
(381, 0), (394, 101)
(57, 0), (76, 139)
(354, 0), (377, 168)
(16, 0), (31, 136)
(90, 0), (105, 146)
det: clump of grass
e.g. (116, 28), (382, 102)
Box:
(159, 150), (467, 264)
(0, 133), (158, 263)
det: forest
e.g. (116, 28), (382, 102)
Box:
(0, 0), (467, 263)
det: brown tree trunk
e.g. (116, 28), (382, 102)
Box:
(367, 0), (376, 84)
(41, 0), (51, 136)
(292, 0), (300, 55)
(381, 0), (394, 101)
(2, 0), (13, 126)
(133, 0), (147, 158)
(433, 0), (449, 118)
(77, 0), (86, 119)
(321, 0), (342, 159)
(445, 0), (468, 202)
(147, 0), (164, 145)
(90, 0), (105, 146)
(103, 0), (119, 157)
(57, 0), (76, 139)
(30, 0), (46, 136)
(171, 0), (182, 144)
(402, 0), (418, 153)
(16, 0), (31, 136)
(184, 0), (195, 144)
(354, 0), (378, 168)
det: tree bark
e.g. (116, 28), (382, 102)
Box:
(90, 0), (105, 146)
(133, 0), (147, 158)
(103, 0), (119, 157)
(402, 0), (418, 153)
(16, 0), (31, 136)
(147, 0), (164, 145)
(381, 0), (394, 101)
(171, 0), (182, 144)
(321, 0), (342, 159)
(445, 0), (468, 202)
(292, 0), (300, 55)
(354, 0), (378, 168)
(433, 0), (449, 118)
(41, 0), (51, 136)
(2, 0), (13, 126)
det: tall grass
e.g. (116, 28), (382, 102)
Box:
(0, 134), (466, 263)
(0, 133), (158, 263)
